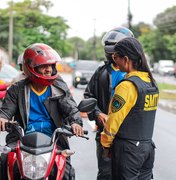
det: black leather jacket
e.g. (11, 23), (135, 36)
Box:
(84, 62), (112, 132)
(0, 76), (82, 147)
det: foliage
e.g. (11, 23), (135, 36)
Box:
(157, 82), (176, 90)
(67, 35), (105, 61)
(0, 0), (70, 62)
(0, 1), (176, 64)
(164, 33), (176, 61)
(154, 6), (176, 35)
(80, 36), (105, 61)
(139, 30), (173, 63)
(131, 22), (152, 38)
(67, 37), (85, 59)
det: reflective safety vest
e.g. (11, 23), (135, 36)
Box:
(116, 76), (159, 141)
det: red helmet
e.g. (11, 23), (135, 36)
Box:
(23, 43), (61, 86)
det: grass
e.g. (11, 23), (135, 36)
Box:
(157, 83), (176, 90)
(157, 82), (176, 100)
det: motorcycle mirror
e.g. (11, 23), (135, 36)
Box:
(0, 146), (11, 154)
(61, 149), (75, 157)
(78, 98), (97, 112)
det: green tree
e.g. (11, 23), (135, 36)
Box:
(131, 22), (152, 38)
(139, 30), (174, 63)
(154, 6), (176, 35)
(0, 0), (70, 62)
(67, 37), (85, 59)
(78, 36), (105, 61)
(67, 35), (105, 61)
(133, 6), (176, 63)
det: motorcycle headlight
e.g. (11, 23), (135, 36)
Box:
(21, 151), (51, 179)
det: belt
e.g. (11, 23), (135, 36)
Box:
(115, 137), (152, 147)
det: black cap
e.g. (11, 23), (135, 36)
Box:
(113, 37), (143, 62)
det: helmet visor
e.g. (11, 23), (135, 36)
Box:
(102, 30), (128, 46)
(31, 49), (61, 68)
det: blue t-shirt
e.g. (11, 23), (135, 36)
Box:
(25, 86), (56, 137)
(111, 64), (126, 96)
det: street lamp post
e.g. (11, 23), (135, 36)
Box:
(92, 18), (96, 60)
(8, 0), (14, 64)
(127, 0), (133, 29)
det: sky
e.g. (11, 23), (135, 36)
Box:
(48, 0), (176, 40)
(1, 0), (176, 40)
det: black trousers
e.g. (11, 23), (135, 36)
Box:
(112, 138), (155, 180)
(96, 133), (111, 180)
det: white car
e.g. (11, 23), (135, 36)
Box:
(158, 60), (174, 76)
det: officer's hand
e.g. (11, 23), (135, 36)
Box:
(71, 123), (84, 137)
(102, 147), (111, 161)
(0, 118), (9, 131)
(98, 113), (108, 126)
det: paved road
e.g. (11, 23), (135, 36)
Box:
(71, 84), (176, 180)
(0, 73), (175, 180)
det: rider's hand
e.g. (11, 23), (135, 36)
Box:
(71, 123), (84, 137)
(0, 118), (9, 131)
(97, 113), (108, 126)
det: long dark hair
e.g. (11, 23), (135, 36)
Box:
(114, 37), (156, 87)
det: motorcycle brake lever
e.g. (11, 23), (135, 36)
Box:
(5, 122), (12, 132)
(78, 135), (89, 140)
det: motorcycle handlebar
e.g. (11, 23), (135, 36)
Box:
(4, 121), (24, 138)
(4, 122), (89, 141)
(5, 121), (19, 132)
(83, 130), (88, 135)
(64, 125), (88, 135)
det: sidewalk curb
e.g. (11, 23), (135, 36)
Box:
(158, 101), (176, 114)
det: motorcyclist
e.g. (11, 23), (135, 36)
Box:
(84, 27), (134, 180)
(12, 52), (26, 83)
(0, 43), (84, 179)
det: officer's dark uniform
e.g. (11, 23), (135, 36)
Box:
(101, 74), (159, 180)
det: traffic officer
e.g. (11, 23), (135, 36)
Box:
(101, 37), (159, 180)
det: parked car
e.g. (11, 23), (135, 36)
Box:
(157, 60), (174, 76)
(153, 62), (159, 74)
(174, 63), (176, 78)
(0, 64), (19, 83)
(72, 60), (100, 88)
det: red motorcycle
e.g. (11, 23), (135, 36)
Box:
(0, 98), (96, 180)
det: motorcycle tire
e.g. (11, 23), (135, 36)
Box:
(69, 167), (75, 180)
(0, 156), (1, 180)
(0, 153), (8, 180)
